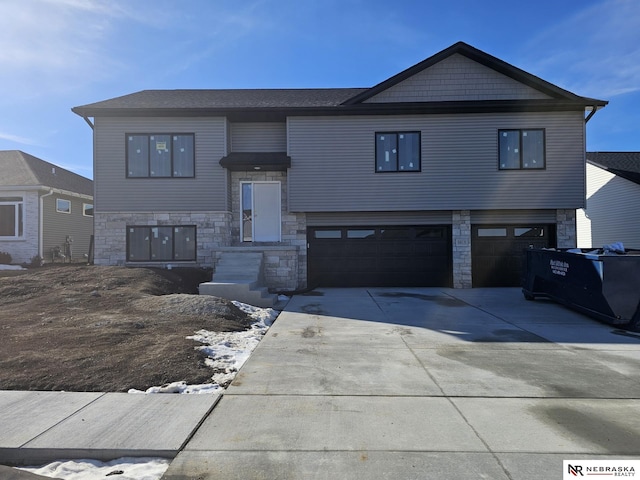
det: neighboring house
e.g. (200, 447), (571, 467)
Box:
(577, 152), (640, 249)
(0, 150), (93, 264)
(72, 41), (606, 289)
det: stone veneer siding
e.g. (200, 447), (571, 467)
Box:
(556, 209), (577, 248)
(452, 210), (472, 288)
(93, 211), (232, 267)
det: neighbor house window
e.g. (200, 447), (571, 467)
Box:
(126, 134), (195, 178)
(376, 132), (420, 172)
(0, 197), (23, 238)
(56, 198), (71, 214)
(127, 226), (196, 261)
(499, 129), (545, 169)
(83, 204), (94, 217)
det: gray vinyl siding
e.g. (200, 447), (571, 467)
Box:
(230, 122), (287, 152)
(42, 193), (93, 261)
(94, 117), (227, 212)
(307, 211), (452, 226)
(288, 111), (585, 212)
(366, 54), (552, 103)
(577, 163), (640, 248)
(471, 210), (557, 224)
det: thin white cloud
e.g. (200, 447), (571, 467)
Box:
(0, 131), (38, 146)
(522, 0), (640, 98)
(0, 0), (140, 98)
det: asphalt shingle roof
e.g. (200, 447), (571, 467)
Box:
(73, 42), (606, 118)
(0, 150), (93, 196)
(74, 88), (368, 112)
(587, 152), (640, 185)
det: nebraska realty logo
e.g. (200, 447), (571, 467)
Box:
(564, 460), (639, 478)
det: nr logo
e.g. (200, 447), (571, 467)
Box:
(568, 464), (583, 476)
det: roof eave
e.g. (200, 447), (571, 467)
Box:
(71, 99), (603, 120)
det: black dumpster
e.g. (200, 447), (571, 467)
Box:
(522, 247), (640, 330)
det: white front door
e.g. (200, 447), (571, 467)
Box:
(241, 182), (281, 242)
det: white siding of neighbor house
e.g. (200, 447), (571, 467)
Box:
(230, 122), (287, 152)
(288, 111), (585, 213)
(577, 163), (640, 249)
(94, 117), (228, 212)
(365, 54), (552, 103)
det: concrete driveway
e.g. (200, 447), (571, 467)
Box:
(164, 287), (640, 480)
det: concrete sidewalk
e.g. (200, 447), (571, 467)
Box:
(163, 287), (640, 480)
(0, 391), (219, 468)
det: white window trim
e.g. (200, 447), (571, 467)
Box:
(0, 199), (23, 239)
(83, 203), (93, 217)
(56, 198), (71, 214)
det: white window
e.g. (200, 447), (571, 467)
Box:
(0, 197), (23, 238)
(83, 203), (94, 217)
(56, 198), (71, 214)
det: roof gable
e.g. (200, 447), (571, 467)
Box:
(587, 152), (640, 186)
(362, 53), (553, 103)
(343, 42), (595, 105)
(0, 150), (93, 196)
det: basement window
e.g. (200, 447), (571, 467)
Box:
(127, 225), (196, 261)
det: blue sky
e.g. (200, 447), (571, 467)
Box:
(0, 0), (639, 179)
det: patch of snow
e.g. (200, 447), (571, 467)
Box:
(128, 301), (279, 394)
(21, 303), (281, 479)
(18, 457), (169, 480)
(0, 264), (25, 270)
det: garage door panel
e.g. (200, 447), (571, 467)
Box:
(308, 226), (452, 287)
(472, 224), (555, 287)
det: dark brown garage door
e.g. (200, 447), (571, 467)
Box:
(472, 225), (555, 287)
(307, 226), (452, 287)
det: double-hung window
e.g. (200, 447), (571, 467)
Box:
(127, 225), (196, 262)
(0, 197), (23, 238)
(127, 134), (195, 178)
(499, 129), (545, 170)
(376, 132), (420, 172)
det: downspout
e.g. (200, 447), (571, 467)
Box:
(585, 106), (598, 124)
(82, 116), (94, 130)
(39, 188), (54, 260)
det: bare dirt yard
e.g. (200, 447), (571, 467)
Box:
(0, 265), (255, 392)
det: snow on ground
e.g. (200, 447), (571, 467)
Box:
(17, 299), (283, 479)
(128, 300), (280, 394)
(0, 264), (25, 270)
(18, 457), (170, 480)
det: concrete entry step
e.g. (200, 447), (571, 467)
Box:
(199, 251), (277, 308)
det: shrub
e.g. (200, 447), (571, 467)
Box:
(0, 251), (12, 265)
(28, 255), (43, 268)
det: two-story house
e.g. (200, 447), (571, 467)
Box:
(72, 42), (606, 292)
